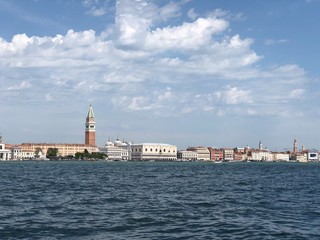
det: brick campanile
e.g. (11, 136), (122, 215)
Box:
(85, 105), (96, 146)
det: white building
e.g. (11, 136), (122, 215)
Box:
(222, 148), (234, 161)
(307, 149), (319, 162)
(272, 152), (290, 162)
(186, 147), (210, 161)
(131, 143), (177, 161)
(177, 150), (198, 161)
(0, 135), (10, 160)
(100, 139), (131, 160)
(250, 150), (272, 161)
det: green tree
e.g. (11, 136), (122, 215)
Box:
(74, 150), (107, 160)
(47, 148), (58, 158)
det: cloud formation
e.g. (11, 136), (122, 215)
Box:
(0, 0), (313, 125)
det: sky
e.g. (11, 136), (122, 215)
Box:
(0, 0), (319, 151)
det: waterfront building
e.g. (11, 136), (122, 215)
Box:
(10, 145), (35, 160)
(20, 143), (98, 157)
(186, 146), (210, 161)
(177, 150), (198, 161)
(233, 152), (246, 161)
(293, 152), (308, 162)
(131, 143), (177, 161)
(222, 148), (234, 161)
(85, 105), (96, 146)
(272, 152), (290, 162)
(208, 148), (223, 161)
(307, 149), (319, 162)
(0, 135), (10, 160)
(249, 149), (272, 161)
(100, 138), (131, 160)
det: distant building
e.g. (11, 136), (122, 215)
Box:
(16, 106), (98, 158)
(186, 146), (210, 161)
(272, 152), (290, 162)
(293, 137), (298, 153)
(100, 138), (132, 160)
(307, 149), (319, 162)
(20, 143), (98, 157)
(0, 135), (10, 160)
(293, 153), (308, 162)
(131, 143), (177, 161)
(85, 105), (96, 146)
(177, 150), (198, 161)
(10, 145), (35, 160)
(222, 148), (234, 161)
(249, 150), (271, 161)
(208, 148), (223, 161)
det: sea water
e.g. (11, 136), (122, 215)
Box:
(0, 161), (320, 239)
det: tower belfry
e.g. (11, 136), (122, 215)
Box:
(293, 137), (298, 153)
(85, 105), (96, 146)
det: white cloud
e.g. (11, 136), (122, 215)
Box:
(215, 86), (252, 105)
(159, 2), (181, 21)
(7, 81), (31, 90)
(146, 17), (229, 51)
(83, 0), (112, 17)
(0, 0), (313, 122)
(265, 38), (289, 45)
(187, 8), (198, 20)
(288, 89), (305, 98)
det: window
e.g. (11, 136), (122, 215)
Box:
(145, 148), (148, 152)
(150, 148), (153, 152)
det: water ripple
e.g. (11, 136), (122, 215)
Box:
(1, 161), (320, 239)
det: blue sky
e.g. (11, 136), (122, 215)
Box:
(0, 0), (319, 151)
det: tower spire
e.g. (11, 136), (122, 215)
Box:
(85, 105), (96, 146)
(293, 137), (298, 153)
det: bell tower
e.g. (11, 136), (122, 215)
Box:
(293, 137), (298, 153)
(85, 105), (96, 146)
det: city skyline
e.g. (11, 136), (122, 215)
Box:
(0, 104), (310, 153)
(0, 0), (319, 150)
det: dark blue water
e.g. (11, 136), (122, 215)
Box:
(1, 161), (320, 239)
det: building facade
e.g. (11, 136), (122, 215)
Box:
(186, 146), (210, 161)
(307, 149), (319, 162)
(131, 143), (177, 161)
(20, 143), (98, 157)
(85, 105), (96, 146)
(100, 139), (132, 160)
(222, 148), (234, 161)
(272, 152), (290, 161)
(208, 148), (223, 161)
(177, 150), (198, 161)
(249, 150), (272, 161)
(10, 146), (35, 160)
(0, 135), (10, 160)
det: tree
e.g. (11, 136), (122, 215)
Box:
(75, 150), (107, 160)
(47, 148), (59, 158)
(35, 147), (42, 155)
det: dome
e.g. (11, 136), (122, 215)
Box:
(114, 138), (122, 146)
